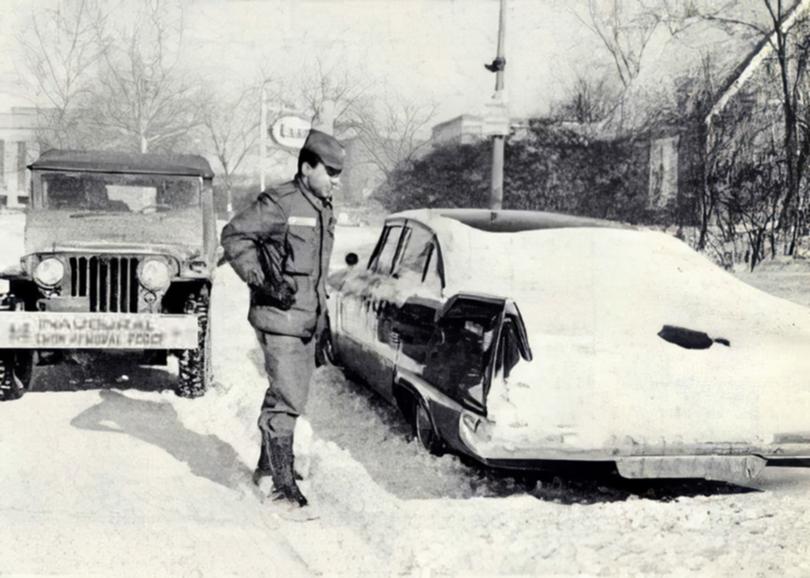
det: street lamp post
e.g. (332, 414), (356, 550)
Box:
(486, 0), (507, 210)
(259, 85), (267, 193)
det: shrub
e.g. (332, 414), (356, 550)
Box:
(376, 120), (655, 225)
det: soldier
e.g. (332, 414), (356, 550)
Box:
(221, 129), (343, 508)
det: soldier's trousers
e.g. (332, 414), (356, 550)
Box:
(255, 330), (316, 438)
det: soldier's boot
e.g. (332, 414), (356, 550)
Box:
(268, 434), (308, 507)
(252, 430), (274, 486)
(253, 436), (303, 488)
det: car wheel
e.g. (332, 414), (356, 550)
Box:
(414, 398), (445, 456)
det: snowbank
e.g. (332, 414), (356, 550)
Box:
(189, 254), (810, 575)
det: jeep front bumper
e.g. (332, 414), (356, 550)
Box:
(0, 312), (199, 349)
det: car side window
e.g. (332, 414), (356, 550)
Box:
(370, 224), (404, 275)
(422, 242), (443, 292)
(395, 224), (434, 281)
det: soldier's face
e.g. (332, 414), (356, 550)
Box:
(303, 161), (341, 199)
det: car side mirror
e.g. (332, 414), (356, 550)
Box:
(345, 252), (359, 267)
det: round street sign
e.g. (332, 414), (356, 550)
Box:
(270, 115), (312, 150)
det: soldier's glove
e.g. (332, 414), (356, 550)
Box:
(252, 240), (297, 310)
(251, 276), (297, 311)
(273, 277), (297, 311)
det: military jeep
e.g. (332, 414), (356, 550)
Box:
(0, 150), (218, 400)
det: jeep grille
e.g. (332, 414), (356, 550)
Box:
(68, 256), (140, 313)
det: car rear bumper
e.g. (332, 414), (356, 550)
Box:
(458, 411), (810, 482)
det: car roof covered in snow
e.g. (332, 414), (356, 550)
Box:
(28, 149), (215, 178)
(384, 208), (633, 294)
(392, 208), (624, 233)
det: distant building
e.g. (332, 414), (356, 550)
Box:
(0, 106), (40, 208)
(431, 114), (531, 147)
(431, 115), (484, 146)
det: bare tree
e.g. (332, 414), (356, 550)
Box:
(711, 140), (786, 270)
(352, 92), (438, 179)
(698, 0), (810, 255)
(272, 57), (373, 130)
(17, 0), (109, 148)
(199, 84), (264, 212)
(575, 0), (663, 89)
(88, 0), (204, 153)
(575, 0), (719, 90)
(553, 72), (621, 124)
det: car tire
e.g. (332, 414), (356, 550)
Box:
(413, 397), (445, 456)
(177, 289), (211, 398)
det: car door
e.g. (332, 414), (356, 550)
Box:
(338, 221), (406, 398)
(395, 293), (533, 452)
(389, 223), (444, 369)
(421, 295), (506, 414)
(416, 294), (530, 410)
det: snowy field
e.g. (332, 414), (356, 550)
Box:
(2, 210), (810, 576)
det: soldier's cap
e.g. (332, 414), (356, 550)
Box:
(301, 129), (345, 171)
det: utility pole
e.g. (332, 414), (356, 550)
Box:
(485, 0), (507, 210)
(259, 85), (267, 192)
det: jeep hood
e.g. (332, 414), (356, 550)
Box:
(24, 209), (204, 259)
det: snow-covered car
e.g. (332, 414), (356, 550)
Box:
(325, 208), (810, 483)
(0, 150), (218, 400)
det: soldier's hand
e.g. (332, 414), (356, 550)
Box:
(247, 268), (265, 288)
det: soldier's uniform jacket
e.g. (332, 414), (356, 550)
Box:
(221, 178), (335, 338)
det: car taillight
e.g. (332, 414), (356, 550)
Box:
(461, 411), (492, 441)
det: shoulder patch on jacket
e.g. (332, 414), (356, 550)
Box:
(287, 216), (317, 227)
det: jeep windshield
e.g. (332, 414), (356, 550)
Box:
(39, 172), (201, 214)
(25, 170), (206, 255)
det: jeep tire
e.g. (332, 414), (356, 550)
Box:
(176, 289), (212, 398)
(0, 350), (33, 402)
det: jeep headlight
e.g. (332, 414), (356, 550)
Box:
(33, 257), (65, 288)
(138, 259), (171, 291)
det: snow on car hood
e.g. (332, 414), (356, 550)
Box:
(433, 219), (810, 450)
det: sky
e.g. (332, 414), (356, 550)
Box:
(181, 0), (600, 121)
(0, 0), (605, 123)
